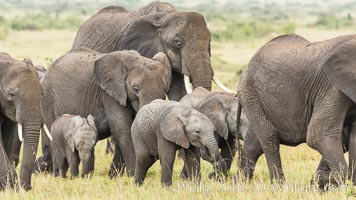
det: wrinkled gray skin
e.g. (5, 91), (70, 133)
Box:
(132, 100), (220, 186)
(41, 49), (171, 177)
(40, 0), (214, 173)
(72, 1), (213, 99)
(0, 53), (42, 190)
(179, 87), (248, 179)
(237, 34), (356, 187)
(23, 58), (46, 81)
(51, 114), (97, 178)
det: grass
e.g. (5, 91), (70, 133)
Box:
(0, 19), (356, 200)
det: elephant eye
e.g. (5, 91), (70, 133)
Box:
(173, 38), (182, 48)
(193, 130), (201, 136)
(8, 92), (16, 101)
(133, 86), (140, 95)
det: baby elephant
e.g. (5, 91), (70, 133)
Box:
(132, 100), (221, 186)
(50, 114), (98, 178)
(180, 87), (249, 179)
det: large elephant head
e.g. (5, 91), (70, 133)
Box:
(94, 50), (171, 111)
(160, 104), (220, 162)
(0, 53), (42, 190)
(119, 10), (213, 91)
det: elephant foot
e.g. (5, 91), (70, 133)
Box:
(33, 156), (53, 173)
(311, 170), (343, 191)
(105, 139), (115, 154)
(208, 171), (228, 182)
(109, 162), (125, 179)
(0, 170), (18, 191)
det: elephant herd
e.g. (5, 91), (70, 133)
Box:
(0, 0), (355, 192)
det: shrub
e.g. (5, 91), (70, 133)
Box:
(10, 13), (83, 31)
(0, 16), (9, 40)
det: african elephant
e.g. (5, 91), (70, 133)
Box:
(132, 99), (220, 186)
(179, 87), (248, 179)
(0, 53), (42, 190)
(38, 0), (234, 172)
(236, 34), (356, 187)
(41, 49), (171, 177)
(51, 114), (97, 178)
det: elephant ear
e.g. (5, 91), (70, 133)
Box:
(119, 13), (165, 58)
(324, 39), (356, 103)
(160, 107), (190, 149)
(94, 53), (127, 106)
(202, 107), (228, 140)
(64, 116), (82, 153)
(87, 114), (97, 131)
(152, 52), (172, 91)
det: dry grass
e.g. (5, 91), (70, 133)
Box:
(0, 27), (355, 199)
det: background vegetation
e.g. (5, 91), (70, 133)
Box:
(0, 0), (355, 199)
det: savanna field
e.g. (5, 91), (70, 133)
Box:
(0, 0), (356, 199)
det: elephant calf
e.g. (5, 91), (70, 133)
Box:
(50, 114), (98, 178)
(179, 87), (249, 179)
(132, 99), (221, 186)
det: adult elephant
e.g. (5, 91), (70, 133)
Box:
(0, 53), (42, 190)
(72, 1), (231, 97)
(236, 34), (356, 187)
(41, 49), (171, 177)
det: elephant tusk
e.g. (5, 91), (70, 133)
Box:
(184, 75), (192, 94)
(43, 124), (53, 141)
(18, 123), (23, 142)
(213, 76), (235, 94)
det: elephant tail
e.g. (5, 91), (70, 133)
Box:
(236, 101), (242, 140)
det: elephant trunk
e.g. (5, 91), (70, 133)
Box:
(182, 51), (213, 91)
(80, 153), (94, 177)
(18, 97), (41, 190)
(201, 135), (228, 172)
(202, 135), (220, 163)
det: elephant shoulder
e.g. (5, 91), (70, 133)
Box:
(97, 6), (128, 14)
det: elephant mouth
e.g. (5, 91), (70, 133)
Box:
(201, 146), (216, 162)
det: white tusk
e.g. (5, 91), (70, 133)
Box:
(18, 123), (23, 142)
(43, 124), (53, 141)
(184, 75), (193, 94)
(213, 76), (235, 94)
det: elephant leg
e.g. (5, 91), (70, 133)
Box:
(243, 99), (284, 183)
(348, 121), (356, 185)
(0, 120), (18, 189)
(239, 127), (263, 180)
(82, 151), (95, 177)
(220, 135), (237, 173)
(57, 158), (68, 178)
(104, 100), (135, 177)
(109, 146), (125, 178)
(68, 153), (80, 178)
(159, 149), (176, 187)
(183, 146), (201, 183)
(306, 99), (349, 188)
(134, 153), (155, 185)
(2, 120), (20, 167)
(52, 157), (59, 177)
(33, 128), (53, 173)
(167, 72), (187, 101)
(105, 137), (115, 154)
(178, 150), (189, 179)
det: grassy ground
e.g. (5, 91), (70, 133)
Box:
(0, 27), (356, 199)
